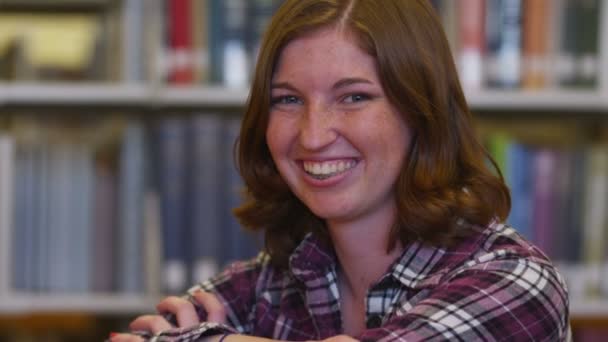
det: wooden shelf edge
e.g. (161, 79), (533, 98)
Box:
(1, 83), (608, 111)
(0, 293), (158, 315)
(570, 299), (608, 318)
(465, 89), (608, 111)
(0, 293), (607, 318)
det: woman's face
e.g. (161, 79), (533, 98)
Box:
(266, 27), (412, 229)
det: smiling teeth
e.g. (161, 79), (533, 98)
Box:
(303, 160), (357, 179)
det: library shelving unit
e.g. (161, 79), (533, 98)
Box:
(1, 0), (608, 340)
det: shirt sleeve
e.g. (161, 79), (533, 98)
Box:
(130, 254), (268, 342)
(356, 257), (570, 342)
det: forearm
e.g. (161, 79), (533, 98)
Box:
(203, 334), (358, 342)
(202, 335), (276, 342)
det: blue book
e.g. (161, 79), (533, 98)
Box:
(209, 0), (251, 87)
(187, 114), (223, 284)
(485, 0), (522, 88)
(219, 117), (262, 266)
(117, 120), (146, 293)
(506, 142), (533, 241)
(156, 118), (189, 293)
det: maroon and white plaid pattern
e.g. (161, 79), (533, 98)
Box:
(136, 221), (570, 341)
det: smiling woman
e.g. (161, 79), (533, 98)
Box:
(112, 1), (570, 341)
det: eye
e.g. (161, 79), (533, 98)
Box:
(343, 93), (371, 103)
(271, 95), (302, 105)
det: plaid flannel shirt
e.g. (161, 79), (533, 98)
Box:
(141, 221), (570, 341)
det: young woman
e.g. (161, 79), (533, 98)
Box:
(114, 0), (569, 341)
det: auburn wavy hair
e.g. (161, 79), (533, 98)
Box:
(234, 0), (511, 269)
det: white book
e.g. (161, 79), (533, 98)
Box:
(0, 134), (15, 295)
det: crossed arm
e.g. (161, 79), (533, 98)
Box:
(110, 291), (357, 342)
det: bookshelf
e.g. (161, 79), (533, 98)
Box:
(0, 0), (608, 340)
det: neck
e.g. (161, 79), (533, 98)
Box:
(327, 206), (403, 299)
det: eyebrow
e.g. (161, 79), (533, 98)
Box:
(270, 77), (373, 91)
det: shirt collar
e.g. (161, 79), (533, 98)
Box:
(288, 232), (337, 283)
(288, 222), (485, 290)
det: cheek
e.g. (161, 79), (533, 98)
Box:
(266, 116), (291, 163)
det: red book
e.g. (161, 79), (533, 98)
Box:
(169, 0), (194, 84)
(457, 0), (485, 90)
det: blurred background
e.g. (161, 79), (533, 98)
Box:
(0, 0), (606, 340)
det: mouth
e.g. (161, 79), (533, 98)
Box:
(301, 159), (358, 180)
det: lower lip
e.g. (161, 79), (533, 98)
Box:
(301, 162), (358, 187)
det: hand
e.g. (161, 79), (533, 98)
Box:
(110, 290), (227, 341)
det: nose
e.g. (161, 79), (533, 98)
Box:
(297, 103), (338, 151)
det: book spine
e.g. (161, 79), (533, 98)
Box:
(580, 146), (608, 297)
(0, 134), (15, 295)
(486, 0), (522, 88)
(458, 0), (485, 91)
(156, 118), (189, 293)
(558, 0), (600, 88)
(168, 0), (195, 84)
(522, 0), (550, 89)
(92, 153), (118, 293)
(122, 0), (145, 82)
(187, 113), (223, 284)
(531, 148), (557, 258)
(191, 0), (210, 83)
(506, 142), (533, 241)
(209, 0), (251, 87)
(247, 0), (281, 70)
(118, 120), (146, 293)
(220, 117), (262, 265)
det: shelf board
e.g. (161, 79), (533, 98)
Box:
(465, 89), (607, 111)
(0, 293), (158, 315)
(158, 86), (249, 107)
(1, 84), (608, 112)
(570, 299), (608, 318)
(0, 293), (606, 318)
(0, 83), (150, 107)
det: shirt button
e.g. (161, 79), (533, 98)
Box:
(366, 315), (382, 328)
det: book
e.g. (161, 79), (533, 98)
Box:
(168, 0), (195, 84)
(220, 117), (262, 265)
(485, 0), (522, 88)
(457, 0), (485, 90)
(121, 0), (146, 82)
(522, 0), (550, 89)
(191, 0), (210, 83)
(209, 0), (250, 87)
(187, 114), (223, 284)
(155, 117), (189, 294)
(11, 117), (44, 291)
(91, 148), (118, 293)
(558, 0), (600, 88)
(531, 147), (557, 257)
(0, 133), (15, 295)
(580, 146), (608, 297)
(117, 119), (146, 293)
(247, 0), (282, 69)
(505, 141), (533, 241)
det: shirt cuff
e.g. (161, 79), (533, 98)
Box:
(132, 322), (239, 342)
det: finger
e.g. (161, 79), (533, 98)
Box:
(156, 296), (199, 328)
(191, 290), (227, 324)
(129, 314), (172, 334)
(109, 333), (145, 342)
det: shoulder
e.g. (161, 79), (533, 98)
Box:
(386, 221), (570, 341)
